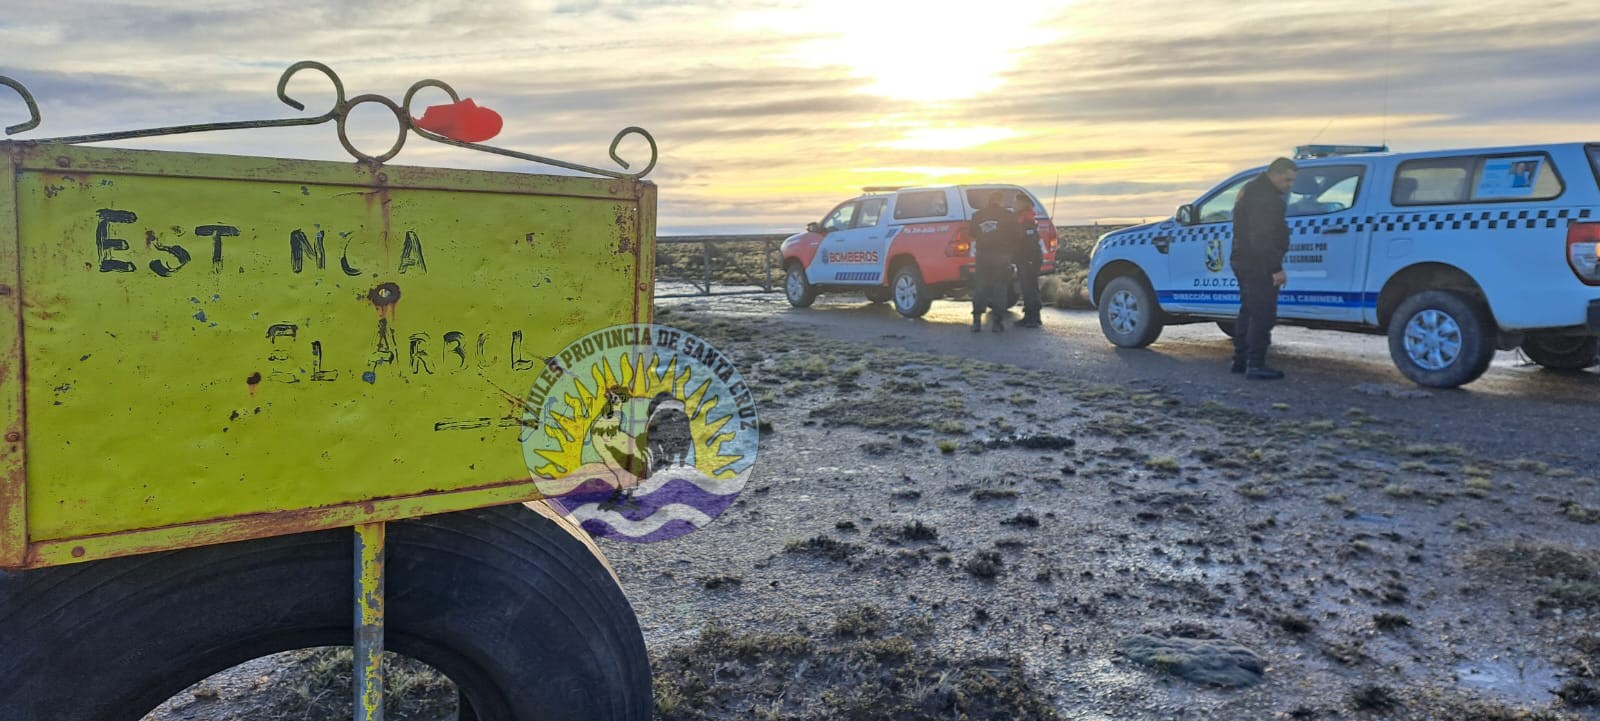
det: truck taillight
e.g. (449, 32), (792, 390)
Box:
(1042, 223), (1059, 253)
(1568, 221), (1600, 285)
(946, 226), (973, 257)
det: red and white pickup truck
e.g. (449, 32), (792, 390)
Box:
(781, 184), (1058, 318)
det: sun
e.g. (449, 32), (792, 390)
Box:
(742, 1), (1066, 103)
(525, 350), (745, 497)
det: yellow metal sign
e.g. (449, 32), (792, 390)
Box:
(0, 142), (654, 569)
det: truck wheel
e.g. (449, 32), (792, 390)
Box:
(0, 506), (650, 721)
(864, 286), (892, 304)
(1098, 275), (1164, 348)
(890, 263), (932, 318)
(1520, 334), (1600, 370)
(1216, 320), (1237, 338)
(1387, 290), (1495, 388)
(784, 263), (816, 307)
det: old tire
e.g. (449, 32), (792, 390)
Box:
(785, 262), (816, 308)
(0, 506), (650, 721)
(890, 263), (933, 318)
(1098, 275), (1164, 348)
(864, 286), (892, 304)
(1387, 290), (1495, 388)
(1520, 334), (1600, 370)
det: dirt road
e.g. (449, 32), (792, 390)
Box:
(676, 288), (1600, 463)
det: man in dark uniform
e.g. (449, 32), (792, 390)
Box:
(969, 191), (1023, 332)
(1230, 157), (1296, 380)
(1014, 197), (1044, 328)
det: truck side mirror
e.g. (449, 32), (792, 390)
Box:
(1176, 204), (1196, 226)
(806, 221), (823, 234)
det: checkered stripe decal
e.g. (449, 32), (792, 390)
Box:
(1098, 206), (1597, 247)
(832, 271), (881, 282)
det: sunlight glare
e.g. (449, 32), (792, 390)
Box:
(740, 1), (1065, 102)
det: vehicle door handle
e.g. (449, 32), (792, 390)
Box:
(1152, 235), (1171, 254)
(1322, 226), (1349, 235)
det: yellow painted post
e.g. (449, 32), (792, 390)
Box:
(354, 522), (385, 721)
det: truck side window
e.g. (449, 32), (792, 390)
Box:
(1396, 154), (1565, 205)
(821, 202), (857, 231)
(855, 197), (886, 228)
(1393, 157), (1473, 204)
(893, 190), (949, 219)
(1287, 164), (1364, 216)
(1195, 176), (1253, 224)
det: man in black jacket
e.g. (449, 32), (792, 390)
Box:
(1229, 157), (1296, 380)
(969, 192), (1023, 332)
(1014, 199), (1044, 328)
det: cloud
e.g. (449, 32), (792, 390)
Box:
(4, 0), (1597, 231)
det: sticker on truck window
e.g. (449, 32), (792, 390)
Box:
(1476, 156), (1543, 199)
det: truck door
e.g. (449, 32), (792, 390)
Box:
(824, 196), (888, 285)
(806, 199), (858, 282)
(1279, 163), (1372, 322)
(1162, 171), (1255, 314)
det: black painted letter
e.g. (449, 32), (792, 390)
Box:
(95, 209), (137, 273)
(195, 225), (239, 273)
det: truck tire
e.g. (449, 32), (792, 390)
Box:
(1520, 334), (1600, 370)
(1387, 290), (1495, 388)
(864, 286), (892, 304)
(1216, 320), (1237, 338)
(1098, 275), (1164, 348)
(0, 506), (650, 721)
(785, 262), (816, 307)
(890, 263), (933, 318)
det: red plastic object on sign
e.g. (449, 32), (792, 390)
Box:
(415, 99), (503, 143)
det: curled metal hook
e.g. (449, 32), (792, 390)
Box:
(276, 60), (346, 117)
(2, 76), (42, 136)
(336, 94), (409, 166)
(401, 79), (461, 119)
(609, 127), (657, 178)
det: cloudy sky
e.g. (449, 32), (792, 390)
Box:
(3, 1), (1597, 233)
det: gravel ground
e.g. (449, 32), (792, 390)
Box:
(144, 303), (1600, 721)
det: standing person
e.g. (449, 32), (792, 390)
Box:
(1229, 157), (1296, 380)
(969, 191), (1022, 332)
(1013, 196), (1044, 328)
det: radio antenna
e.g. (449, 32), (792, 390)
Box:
(1381, 7), (1393, 146)
(1050, 173), (1060, 219)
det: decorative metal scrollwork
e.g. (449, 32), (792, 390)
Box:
(0, 61), (655, 180)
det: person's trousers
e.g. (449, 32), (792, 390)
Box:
(1017, 260), (1042, 319)
(1232, 267), (1279, 365)
(971, 257), (1012, 315)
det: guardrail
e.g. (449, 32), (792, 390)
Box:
(655, 234), (788, 298)
(654, 224), (1133, 298)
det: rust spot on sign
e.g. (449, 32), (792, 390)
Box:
(367, 282), (401, 307)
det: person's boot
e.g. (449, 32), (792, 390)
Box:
(972, 313), (983, 333)
(1245, 363), (1284, 380)
(991, 313), (1005, 332)
(1230, 357), (1247, 374)
(1017, 311), (1040, 328)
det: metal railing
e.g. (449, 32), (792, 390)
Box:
(655, 234), (788, 298)
(652, 225), (1133, 299)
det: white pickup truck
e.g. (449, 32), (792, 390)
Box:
(1088, 143), (1600, 387)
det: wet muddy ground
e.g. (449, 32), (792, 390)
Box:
(615, 305), (1600, 720)
(146, 300), (1600, 721)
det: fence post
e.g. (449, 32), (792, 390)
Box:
(701, 239), (713, 296)
(762, 239), (773, 292)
